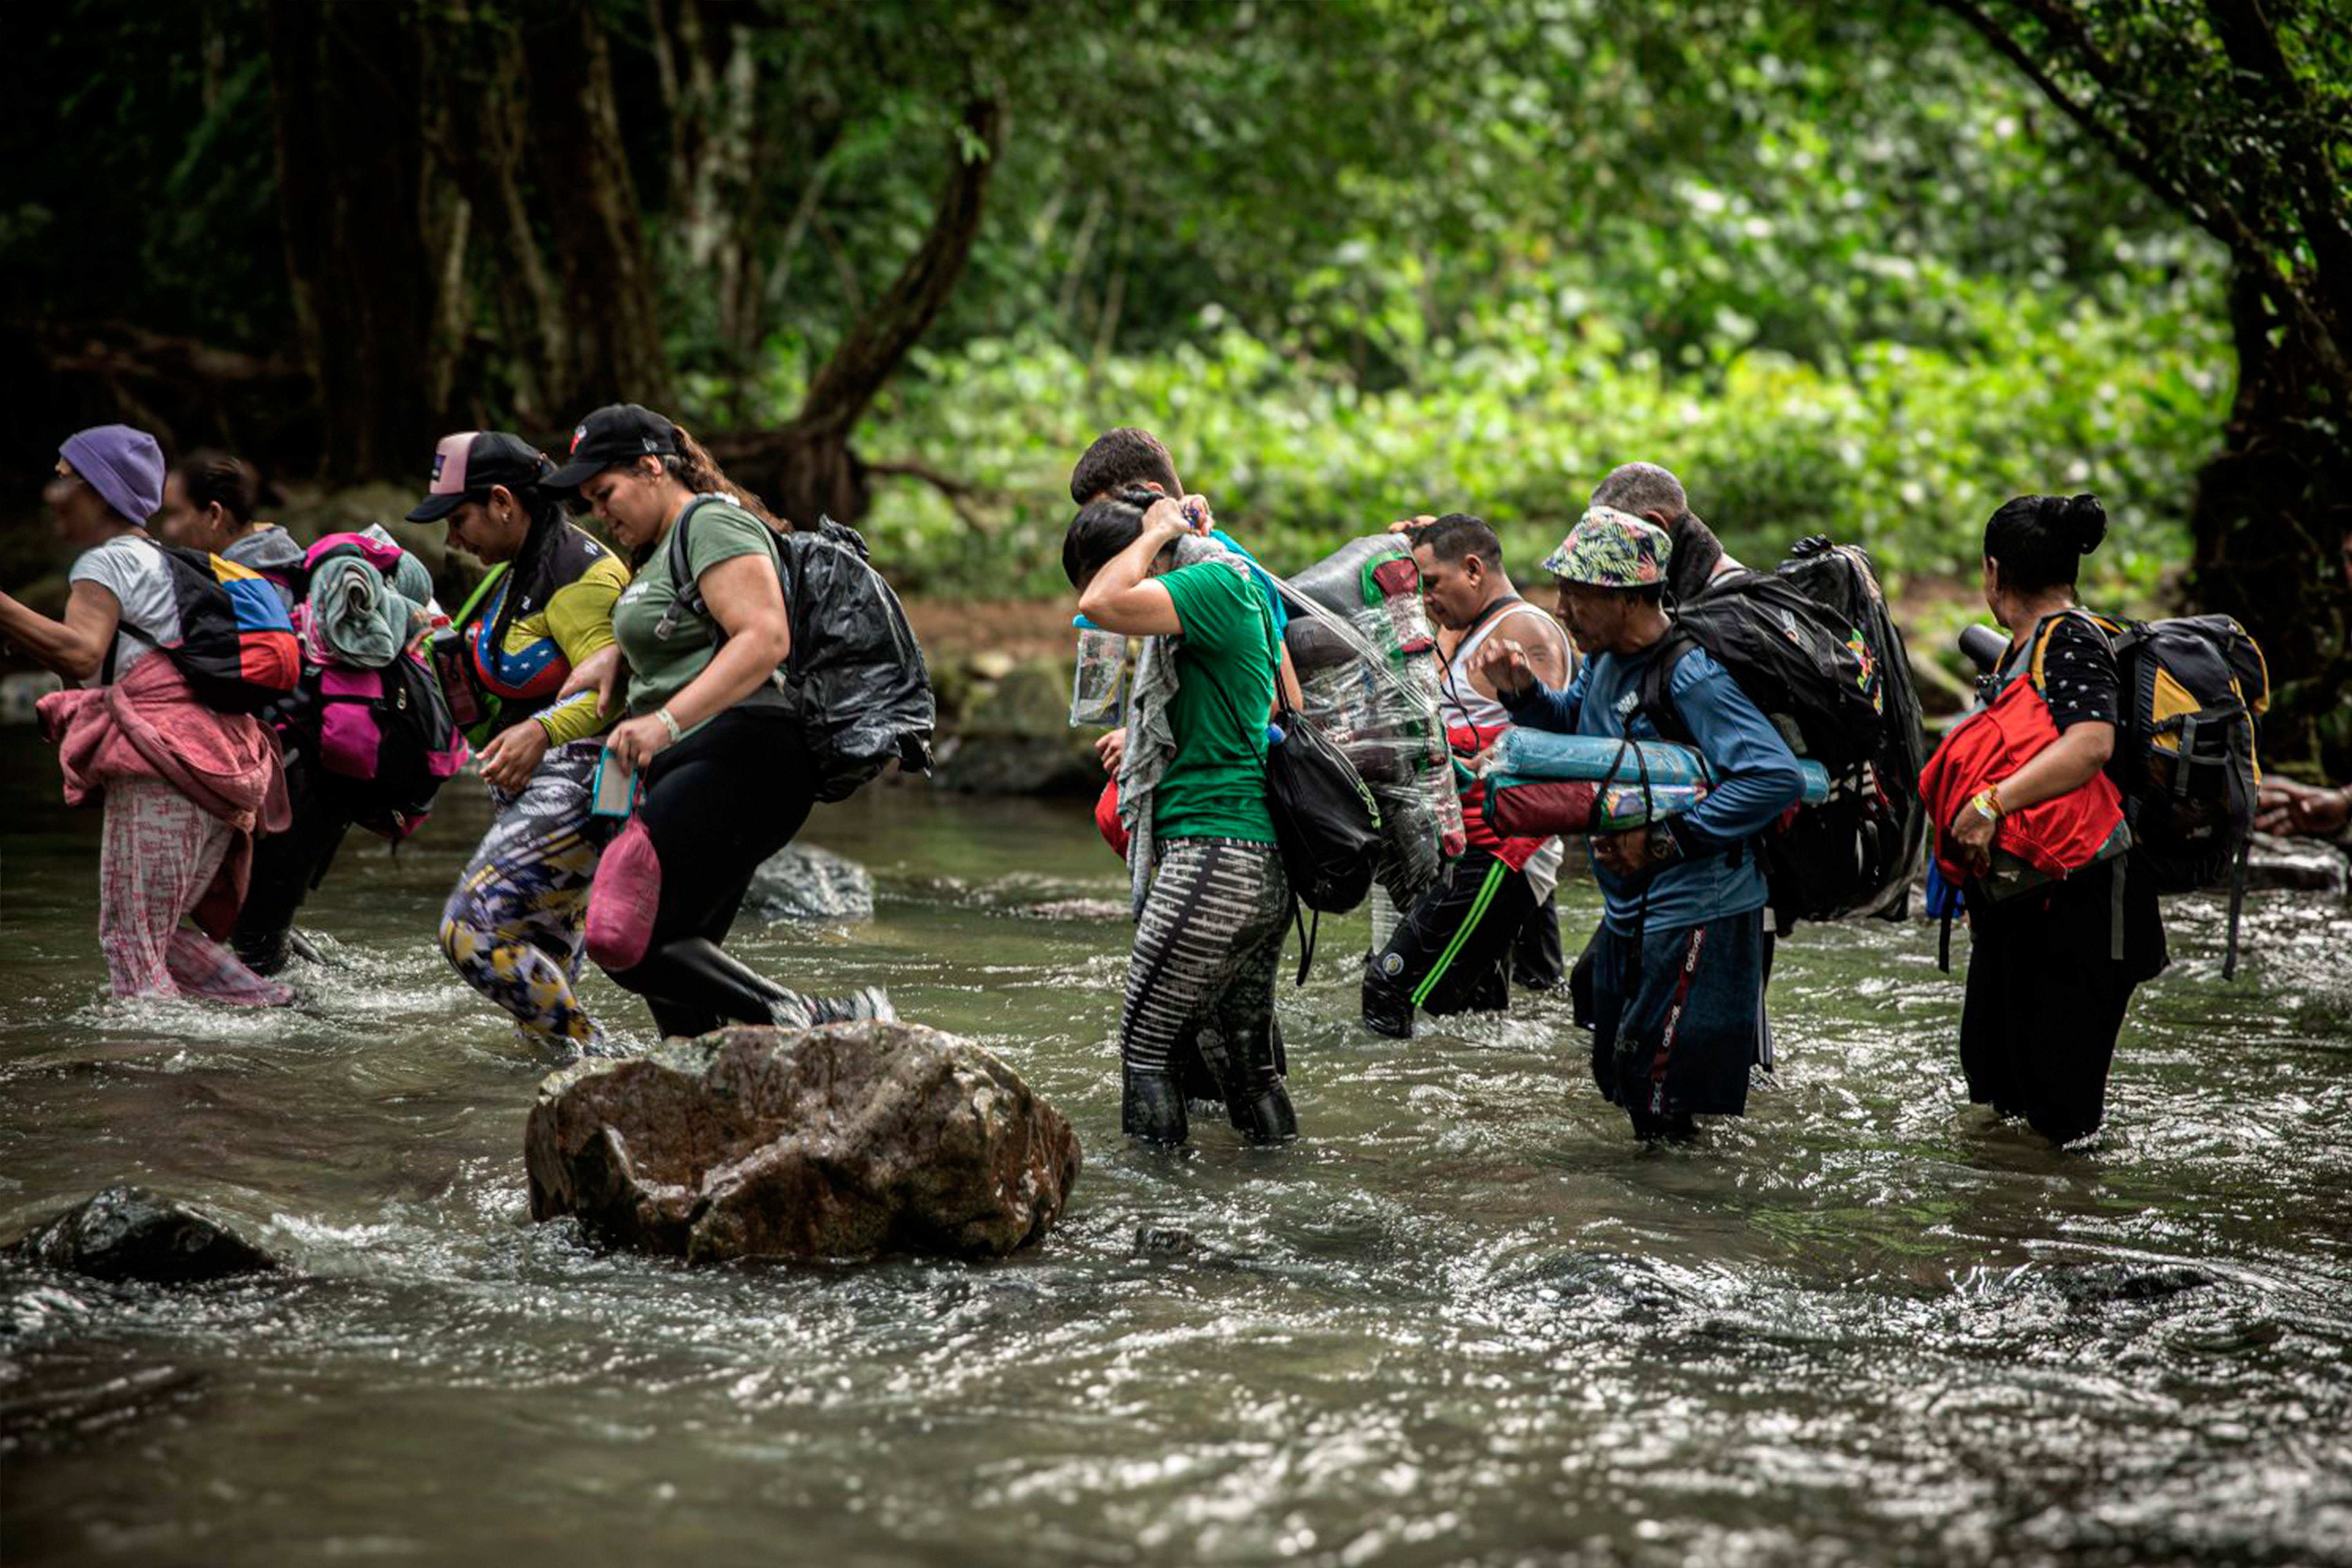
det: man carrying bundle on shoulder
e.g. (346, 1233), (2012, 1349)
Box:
(1361, 513), (1572, 1036)
(1474, 509), (1807, 1140)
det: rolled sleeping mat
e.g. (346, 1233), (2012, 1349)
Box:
(1487, 728), (1716, 787)
(1485, 728), (1830, 799)
(1283, 535), (1414, 619)
(1484, 776), (1712, 838)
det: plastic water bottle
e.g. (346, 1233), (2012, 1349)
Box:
(1069, 616), (1127, 728)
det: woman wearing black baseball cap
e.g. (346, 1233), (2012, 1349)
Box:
(557, 403), (891, 1034)
(410, 429), (633, 1055)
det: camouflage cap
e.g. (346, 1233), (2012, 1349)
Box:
(1539, 506), (1674, 588)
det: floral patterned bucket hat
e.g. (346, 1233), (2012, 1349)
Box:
(1539, 506), (1674, 587)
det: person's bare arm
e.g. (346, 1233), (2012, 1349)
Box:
(1466, 608), (1568, 702)
(1076, 499), (1193, 637)
(0, 580), (122, 684)
(604, 553), (789, 769)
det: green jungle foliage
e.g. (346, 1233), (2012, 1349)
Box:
(7, 0), (2233, 617)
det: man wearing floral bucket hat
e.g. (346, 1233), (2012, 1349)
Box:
(1472, 506), (1806, 1140)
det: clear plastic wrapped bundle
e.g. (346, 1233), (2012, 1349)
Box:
(1281, 537), (1464, 909)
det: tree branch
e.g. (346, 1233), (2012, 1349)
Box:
(864, 456), (1000, 533)
(792, 98), (1004, 439)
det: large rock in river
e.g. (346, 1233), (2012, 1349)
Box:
(742, 844), (877, 922)
(4, 1185), (279, 1283)
(525, 1021), (1081, 1263)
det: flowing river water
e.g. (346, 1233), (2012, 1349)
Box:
(2, 732), (2348, 1566)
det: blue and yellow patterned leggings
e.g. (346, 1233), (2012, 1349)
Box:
(439, 740), (605, 1054)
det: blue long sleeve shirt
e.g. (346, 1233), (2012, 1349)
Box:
(1501, 638), (1807, 934)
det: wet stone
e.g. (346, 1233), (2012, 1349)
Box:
(524, 1020), (1082, 1264)
(2046, 1263), (2219, 1305)
(3, 1185), (279, 1285)
(742, 844), (877, 922)
(2243, 832), (2350, 896)
(933, 657), (1103, 797)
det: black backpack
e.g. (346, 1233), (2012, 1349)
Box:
(296, 649), (468, 841)
(1259, 608), (1383, 979)
(1765, 537), (1928, 923)
(662, 503), (935, 802)
(2034, 609), (2268, 976)
(1639, 540), (1922, 930)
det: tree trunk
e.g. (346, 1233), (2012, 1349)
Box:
(263, 0), (441, 483)
(527, 5), (671, 416)
(725, 99), (1002, 526)
(2185, 260), (2351, 761)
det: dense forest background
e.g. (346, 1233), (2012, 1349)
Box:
(6, 0), (2345, 757)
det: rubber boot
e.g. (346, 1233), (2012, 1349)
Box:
(1360, 976), (1415, 1040)
(1223, 1020), (1298, 1145)
(1121, 1068), (1189, 1145)
(619, 937), (823, 1032)
(1231, 1079), (1298, 1145)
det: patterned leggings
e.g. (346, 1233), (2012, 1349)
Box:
(1119, 837), (1290, 1085)
(98, 777), (293, 1006)
(439, 741), (604, 1052)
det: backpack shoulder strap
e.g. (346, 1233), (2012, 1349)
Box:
(654, 495), (746, 639)
(1634, 628), (1700, 748)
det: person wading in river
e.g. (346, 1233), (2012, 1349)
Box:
(561, 403), (891, 1037)
(1361, 513), (1571, 1036)
(414, 430), (631, 1053)
(1476, 509), (1805, 1140)
(1, 426), (293, 1005)
(1068, 426), (1302, 777)
(1067, 488), (1295, 1145)
(1931, 494), (2167, 1146)
(155, 452), (306, 612)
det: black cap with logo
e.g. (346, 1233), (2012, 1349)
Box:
(407, 431), (559, 522)
(544, 403), (681, 490)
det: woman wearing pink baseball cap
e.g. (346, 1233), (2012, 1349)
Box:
(410, 429), (633, 1056)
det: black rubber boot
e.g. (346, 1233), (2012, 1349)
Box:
(1360, 978), (1415, 1039)
(616, 938), (822, 1033)
(1121, 1069), (1189, 1145)
(1231, 1079), (1298, 1145)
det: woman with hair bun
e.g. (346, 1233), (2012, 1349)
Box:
(156, 451), (305, 612)
(1932, 492), (2167, 1146)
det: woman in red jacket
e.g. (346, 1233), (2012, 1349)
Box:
(1942, 493), (2166, 1146)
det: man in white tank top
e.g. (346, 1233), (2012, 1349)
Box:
(1362, 514), (1573, 1038)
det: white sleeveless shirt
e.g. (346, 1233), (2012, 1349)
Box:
(1439, 597), (1568, 900)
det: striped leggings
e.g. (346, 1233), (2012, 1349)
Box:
(1119, 837), (1290, 1081)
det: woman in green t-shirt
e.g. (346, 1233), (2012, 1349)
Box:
(551, 403), (891, 1036)
(1069, 489), (1295, 1147)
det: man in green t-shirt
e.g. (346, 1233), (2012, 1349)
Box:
(1067, 488), (1296, 1147)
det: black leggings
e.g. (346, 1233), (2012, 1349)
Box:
(587, 708), (815, 1037)
(233, 747), (353, 974)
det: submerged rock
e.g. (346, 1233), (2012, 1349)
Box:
(4, 1185), (279, 1284)
(525, 1021), (1082, 1263)
(742, 844), (877, 922)
(2243, 832), (2349, 896)
(2046, 1263), (2218, 1305)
